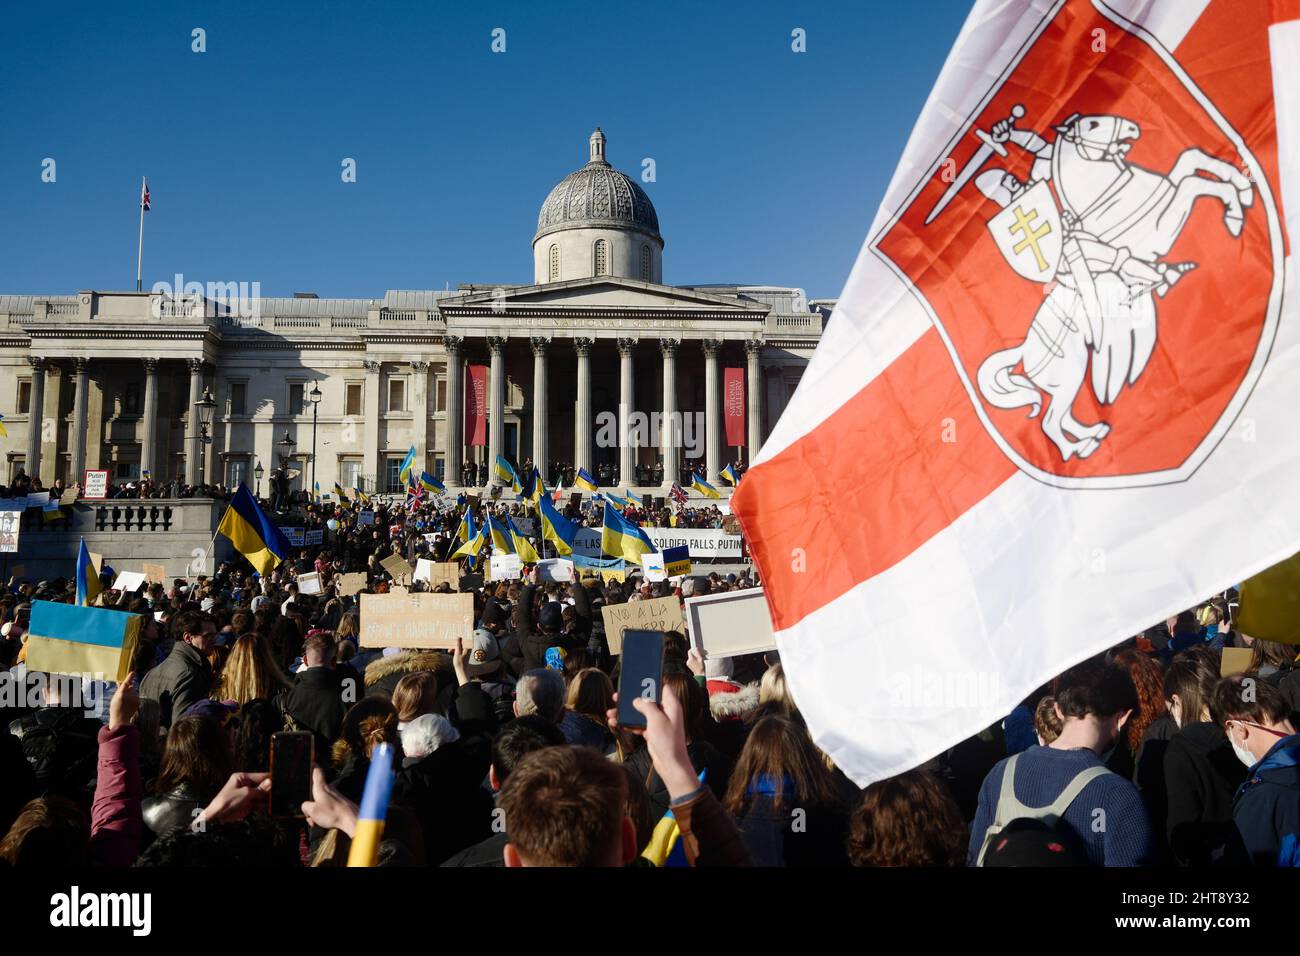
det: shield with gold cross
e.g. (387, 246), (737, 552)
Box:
(987, 180), (1062, 283)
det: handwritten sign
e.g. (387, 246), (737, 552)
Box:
(358, 511), (375, 526)
(282, 527), (305, 547)
(305, 529), (324, 546)
(297, 572), (323, 596)
(338, 572), (369, 594)
(601, 595), (683, 655)
(143, 563), (167, 585)
(381, 553), (412, 583)
(684, 587), (777, 659)
(490, 553), (523, 581)
(59, 488), (79, 506)
(536, 558), (574, 583)
(82, 470), (110, 500)
(415, 559), (460, 589)
(359, 592), (474, 649)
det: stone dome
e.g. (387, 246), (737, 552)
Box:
(534, 128), (661, 243)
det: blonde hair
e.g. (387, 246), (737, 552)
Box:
(218, 634), (286, 705)
(759, 662), (793, 714)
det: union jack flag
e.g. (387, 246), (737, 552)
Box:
(405, 482), (424, 512)
(141, 179), (150, 211)
(669, 482), (688, 505)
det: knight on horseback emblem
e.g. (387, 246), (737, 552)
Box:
(927, 104), (1255, 462)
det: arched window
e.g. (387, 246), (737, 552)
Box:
(640, 245), (651, 281)
(594, 239), (608, 276)
(549, 244), (560, 281)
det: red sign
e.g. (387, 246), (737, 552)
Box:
(465, 365), (487, 446)
(723, 368), (745, 448)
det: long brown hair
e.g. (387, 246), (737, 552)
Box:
(566, 668), (614, 724)
(848, 770), (967, 867)
(218, 633), (288, 704)
(723, 715), (841, 815)
(0, 796), (88, 866)
(153, 716), (232, 798)
(1163, 647), (1219, 727)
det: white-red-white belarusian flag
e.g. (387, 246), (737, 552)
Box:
(733, 0), (1300, 786)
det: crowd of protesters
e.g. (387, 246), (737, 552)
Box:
(0, 483), (1297, 867)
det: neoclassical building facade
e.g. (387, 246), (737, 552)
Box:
(0, 130), (829, 495)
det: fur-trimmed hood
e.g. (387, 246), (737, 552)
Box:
(364, 649), (451, 688)
(710, 681), (760, 722)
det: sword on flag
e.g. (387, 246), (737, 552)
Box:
(924, 104), (1025, 225)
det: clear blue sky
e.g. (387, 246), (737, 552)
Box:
(0, 0), (973, 300)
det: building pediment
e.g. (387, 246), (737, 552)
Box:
(442, 277), (770, 316)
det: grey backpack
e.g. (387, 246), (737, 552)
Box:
(975, 752), (1110, 866)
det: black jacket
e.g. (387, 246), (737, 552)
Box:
(13, 706), (101, 804)
(440, 829), (507, 868)
(283, 666), (347, 760)
(139, 641), (212, 729)
(501, 584), (588, 677)
(1164, 721), (1248, 866)
(734, 795), (851, 867)
(625, 738), (733, 823)
(142, 782), (207, 838)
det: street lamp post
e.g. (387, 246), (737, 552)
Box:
(193, 387), (217, 488)
(308, 382), (322, 499)
(254, 460), (264, 498)
(277, 430), (296, 511)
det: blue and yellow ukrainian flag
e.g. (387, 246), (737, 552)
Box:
(575, 467), (599, 493)
(0, 413), (7, 438)
(720, 462), (740, 486)
(398, 446), (418, 486)
(537, 492), (578, 556)
(452, 511), (487, 564)
(419, 470), (446, 495)
(603, 492), (629, 512)
(487, 513), (514, 553)
(25, 600), (142, 682)
(624, 490), (645, 508)
(217, 483), (292, 576)
(75, 537), (102, 607)
(353, 485), (371, 506)
(691, 474), (721, 499)
(530, 467), (547, 505)
(507, 516), (540, 563)
(495, 456), (523, 493)
(602, 502), (656, 565)
(641, 771), (706, 866)
(347, 743), (395, 867)
(333, 482), (349, 504)
(312, 481), (322, 504)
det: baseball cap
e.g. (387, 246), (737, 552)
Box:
(465, 628), (501, 677)
(538, 601), (564, 631)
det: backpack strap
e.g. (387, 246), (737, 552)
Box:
(976, 756), (1111, 865)
(1040, 765), (1111, 826)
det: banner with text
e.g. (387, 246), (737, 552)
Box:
(724, 367), (745, 447)
(466, 364), (488, 447)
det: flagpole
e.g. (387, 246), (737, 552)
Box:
(136, 176), (146, 292)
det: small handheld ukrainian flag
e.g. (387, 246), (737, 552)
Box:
(419, 470), (446, 495)
(75, 537), (102, 607)
(333, 482), (349, 505)
(312, 481), (322, 503)
(452, 511), (487, 567)
(575, 467), (599, 493)
(398, 446), (418, 486)
(347, 743), (395, 867)
(217, 484), (291, 576)
(495, 455), (523, 493)
(691, 474), (721, 499)
(601, 502), (657, 565)
(538, 492), (578, 556)
(720, 462), (740, 485)
(487, 513), (515, 554)
(507, 516), (540, 563)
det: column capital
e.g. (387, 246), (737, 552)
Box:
(362, 359), (382, 374)
(443, 334), (464, 354)
(27, 355), (46, 371)
(73, 357), (90, 374)
(142, 357), (160, 373)
(530, 336), (551, 355)
(573, 337), (594, 356)
(410, 360), (431, 372)
(617, 337), (638, 355)
(744, 339), (764, 356)
(659, 337), (680, 355)
(701, 338), (723, 355)
(185, 357), (205, 373)
(486, 335), (508, 353)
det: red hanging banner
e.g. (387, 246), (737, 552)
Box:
(465, 365), (488, 446)
(724, 367), (745, 447)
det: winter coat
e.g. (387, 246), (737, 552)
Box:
(142, 782), (207, 838)
(89, 724), (143, 867)
(1227, 733), (1300, 866)
(733, 788), (850, 867)
(1162, 721), (1247, 866)
(139, 641), (212, 729)
(283, 666), (348, 760)
(14, 705), (103, 804)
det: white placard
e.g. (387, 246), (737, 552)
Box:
(112, 571), (147, 592)
(535, 558), (574, 583)
(642, 551), (667, 582)
(413, 558), (434, 583)
(297, 572), (323, 595)
(684, 587), (777, 659)
(490, 553), (523, 580)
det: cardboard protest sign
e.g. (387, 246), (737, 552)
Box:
(338, 572), (369, 594)
(684, 587), (777, 659)
(662, 545), (691, 578)
(390, 584), (408, 595)
(112, 571), (147, 593)
(143, 563), (167, 585)
(381, 553), (413, 584)
(359, 592), (473, 649)
(490, 553), (523, 581)
(601, 595), (683, 655)
(722, 515), (742, 535)
(414, 560), (459, 589)
(59, 488), (79, 506)
(535, 558), (574, 583)
(642, 552), (667, 583)
(25, 600), (141, 681)
(1220, 646), (1254, 677)
(297, 572), (323, 596)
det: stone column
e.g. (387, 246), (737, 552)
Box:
(140, 358), (159, 480)
(660, 338), (680, 488)
(487, 336), (507, 482)
(617, 337), (637, 486)
(745, 339), (763, 463)
(411, 360), (430, 479)
(24, 356), (45, 480)
(702, 339), (722, 485)
(70, 358), (90, 484)
(362, 360), (382, 491)
(573, 337), (592, 475)
(530, 337), (550, 483)
(184, 358), (204, 485)
(444, 336), (464, 488)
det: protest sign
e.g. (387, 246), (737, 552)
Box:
(59, 488), (79, 506)
(535, 558), (574, 584)
(642, 551), (667, 583)
(143, 563), (167, 585)
(490, 553), (523, 581)
(662, 545), (692, 578)
(25, 600), (142, 681)
(359, 592), (473, 649)
(282, 527), (305, 547)
(82, 470), (109, 500)
(684, 587), (777, 659)
(601, 595), (683, 655)
(305, 529), (324, 546)
(1220, 646), (1254, 677)
(0, 510), (20, 554)
(0, 497), (27, 511)
(414, 560), (459, 589)
(358, 511), (375, 526)
(574, 527), (742, 560)
(25, 491), (50, 508)
(380, 554), (412, 584)
(297, 572), (323, 596)
(113, 571), (147, 593)
(338, 572), (369, 594)
(722, 515), (742, 535)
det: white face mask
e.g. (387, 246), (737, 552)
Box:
(1228, 726), (1256, 768)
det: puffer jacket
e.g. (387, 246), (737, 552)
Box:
(363, 649), (454, 700)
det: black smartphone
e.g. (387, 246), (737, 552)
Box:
(270, 731), (314, 818)
(616, 630), (665, 729)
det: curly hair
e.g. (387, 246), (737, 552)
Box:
(847, 770), (967, 867)
(1111, 647), (1165, 750)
